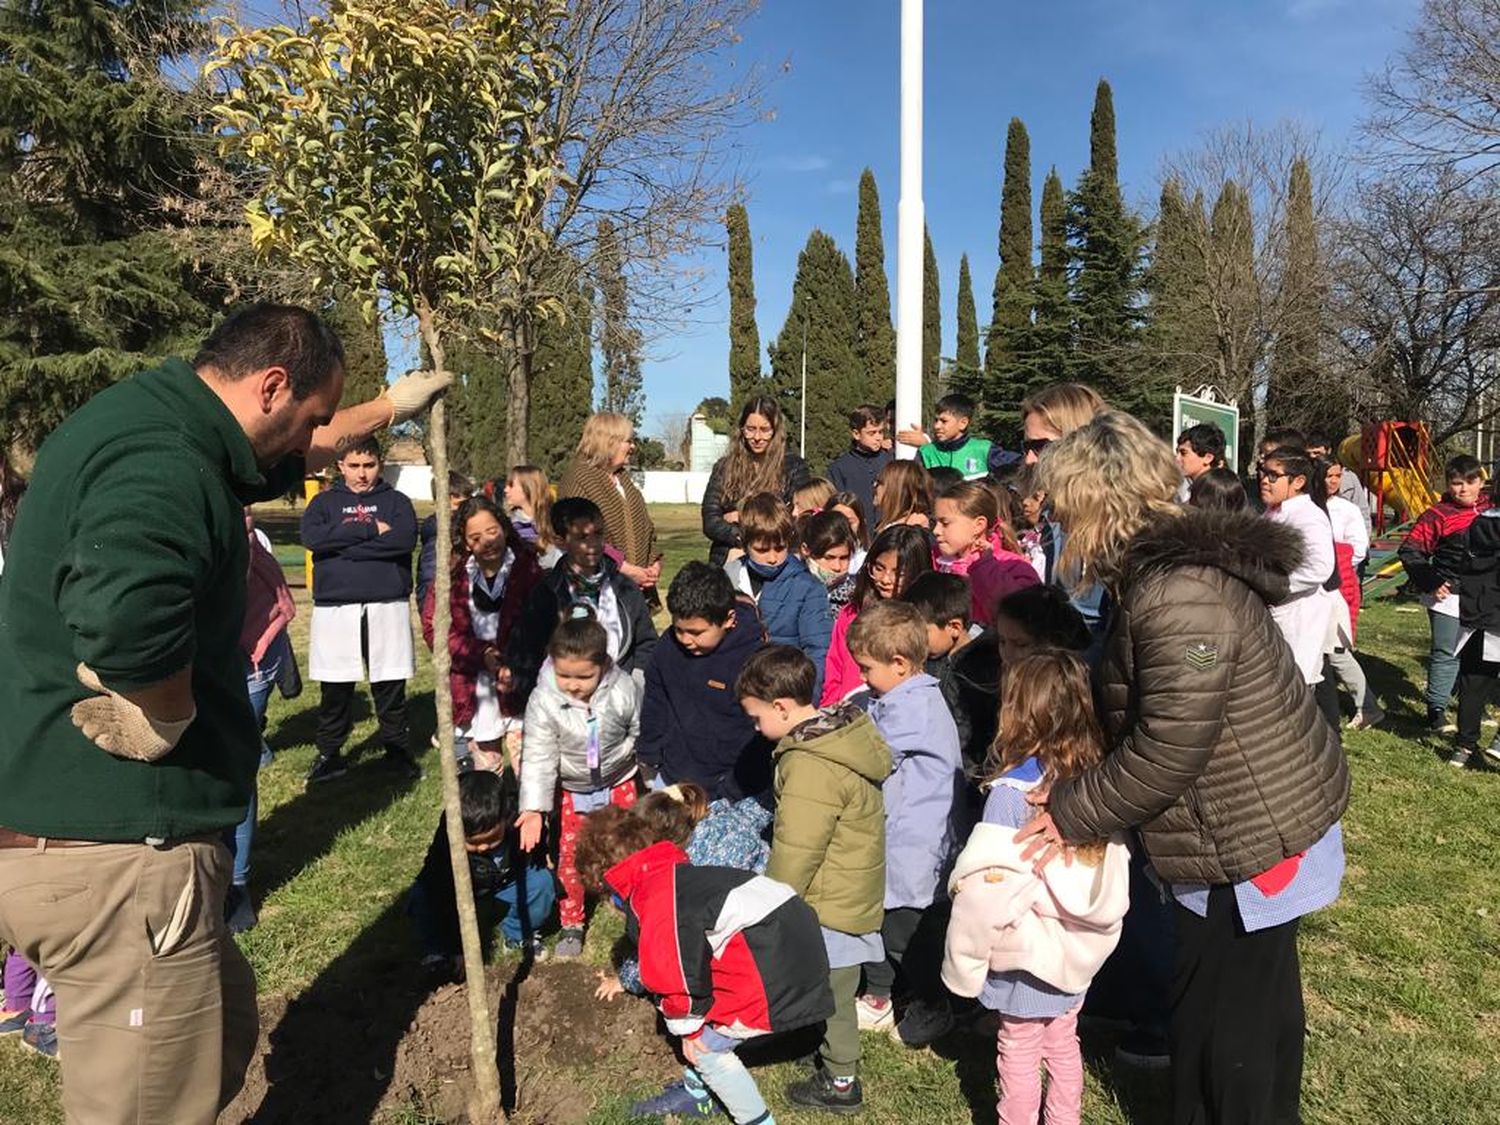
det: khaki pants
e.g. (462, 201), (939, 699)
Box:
(0, 838), (258, 1125)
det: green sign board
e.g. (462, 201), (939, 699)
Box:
(1173, 389), (1240, 473)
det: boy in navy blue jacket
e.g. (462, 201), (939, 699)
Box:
(301, 436), (421, 784)
(638, 562), (774, 800)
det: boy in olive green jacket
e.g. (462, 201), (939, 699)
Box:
(738, 645), (891, 1114)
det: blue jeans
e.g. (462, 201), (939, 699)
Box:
(407, 864), (557, 957)
(687, 1027), (771, 1125)
(1426, 610), (1461, 712)
(229, 632), (289, 886)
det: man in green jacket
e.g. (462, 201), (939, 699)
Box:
(0, 303), (449, 1125)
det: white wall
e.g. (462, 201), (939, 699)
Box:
(382, 464), (434, 502)
(640, 470), (711, 504)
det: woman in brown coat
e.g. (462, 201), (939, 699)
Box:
(1022, 410), (1349, 1125)
(556, 412), (661, 595)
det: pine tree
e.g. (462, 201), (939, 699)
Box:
(768, 230), (860, 472)
(1019, 167), (1072, 395)
(725, 201), (762, 413)
(1067, 80), (1153, 419)
(854, 168), (895, 404)
(984, 117), (1033, 433)
(1268, 157), (1329, 431)
(949, 253), (983, 402)
(0, 0), (227, 450)
(595, 218), (643, 425)
(922, 224), (942, 418)
(445, 336), (510, 483)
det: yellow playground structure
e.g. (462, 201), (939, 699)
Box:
(1338, 421), (1440, 536)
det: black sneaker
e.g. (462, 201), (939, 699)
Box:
(1428, 707), (1456, 735)
(786, 1070), (862, 1113)
(305, 753), (348, 785)
(1448, 744), (1475, 769)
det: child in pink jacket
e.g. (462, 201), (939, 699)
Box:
(941, 651), (1130, 1125)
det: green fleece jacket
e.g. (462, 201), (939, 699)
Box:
(0, 359), (298, 841)
(766, 704), (891, 936)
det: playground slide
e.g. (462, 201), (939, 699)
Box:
(1337, 433), (1438, 526)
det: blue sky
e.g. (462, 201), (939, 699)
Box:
(618, 0), (1418, 437)
(381, 0), (1419, 435)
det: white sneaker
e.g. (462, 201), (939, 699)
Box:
(1347, 707), (1385, 731)
(855, 994), (894, 1031)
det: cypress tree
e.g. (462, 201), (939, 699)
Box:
(725, 201), (762, 413)
(1268, 157), (1329, 430)
(854, 168), (895, 403)
(1067, 80), (1152, 418)
(595, 218), (643, 425)
(984, 117), (1034, 432)
(445, 335), (510, 482)
(1020, 167), (1072, 393)
(949, 253), (983, 402)
(922, 225), (942, 418)
(768, 230), (860, 472)
(1209, 180), (1257, 403)
(1143, 178), (1215, 391)
(529, 281), (595, 477)
(323, 300), (390, 408)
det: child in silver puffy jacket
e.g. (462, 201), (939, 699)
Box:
(516, 616), (643, 957)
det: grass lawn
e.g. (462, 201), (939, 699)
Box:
(3, 503), (1498, 1123)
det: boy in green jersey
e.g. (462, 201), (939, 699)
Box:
(897, 393), (992, 480)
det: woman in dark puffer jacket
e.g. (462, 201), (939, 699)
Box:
(1021, 411), (1350, 1125)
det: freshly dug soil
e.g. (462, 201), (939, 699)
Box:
(223, 957), (678, 1124)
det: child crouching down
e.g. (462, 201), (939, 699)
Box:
(407, 769), (557, 974)
(517, 617), (642, 958)
(577, 805), (833, 1125)
(943, 652), (1130, 1125)
(596, 781), (773, 1002)
(739, 645), (890, 1113)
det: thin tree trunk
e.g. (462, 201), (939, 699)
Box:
(505, 312), (532, 469)
(415, 297), (506, 1124)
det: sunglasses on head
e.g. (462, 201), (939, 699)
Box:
(1022, 437), (1053, 455)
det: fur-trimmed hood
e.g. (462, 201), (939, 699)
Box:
(1120, 508), (1303, 607)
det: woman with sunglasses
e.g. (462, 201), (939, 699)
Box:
(1020, 384), (1107, 637)
(1257, 445), (1340, 728)
(701, 396), (811, 567)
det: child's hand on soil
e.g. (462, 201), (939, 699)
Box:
(516, 811), (543, 852)
(595, 972), (624, 1002)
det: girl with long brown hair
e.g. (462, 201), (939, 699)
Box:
(701, 395), (811, 566)
(871, 459), (932, 532)
(943, 650), (1128, 1125)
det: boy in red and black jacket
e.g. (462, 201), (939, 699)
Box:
(1398, 455), (1487, 732)
(578, 806), (832, 1125)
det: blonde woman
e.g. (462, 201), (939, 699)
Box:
(557, 413), (661, 592)
(1021, 410), (1349, 1124)
(503, 464), (562, 569)
(701, 395), (811, 567)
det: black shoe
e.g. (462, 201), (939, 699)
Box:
(1449, 744), (1476, 769)
(378, 750), (423, 782)
(305, 753), (348, 785)
(1428, 707), (1455, 735)
(786, 1070), (862, 1113)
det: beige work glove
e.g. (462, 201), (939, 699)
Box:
(384, 369), (453, 426)
(70, 664), (196, 762)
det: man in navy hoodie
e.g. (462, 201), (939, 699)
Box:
(638, 562), (774, 801)
(301, 435), (421, 783)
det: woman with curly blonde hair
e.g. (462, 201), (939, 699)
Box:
(1021, 410), (1349, 1124)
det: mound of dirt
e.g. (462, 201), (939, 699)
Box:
(225, 957), (678, 1124)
